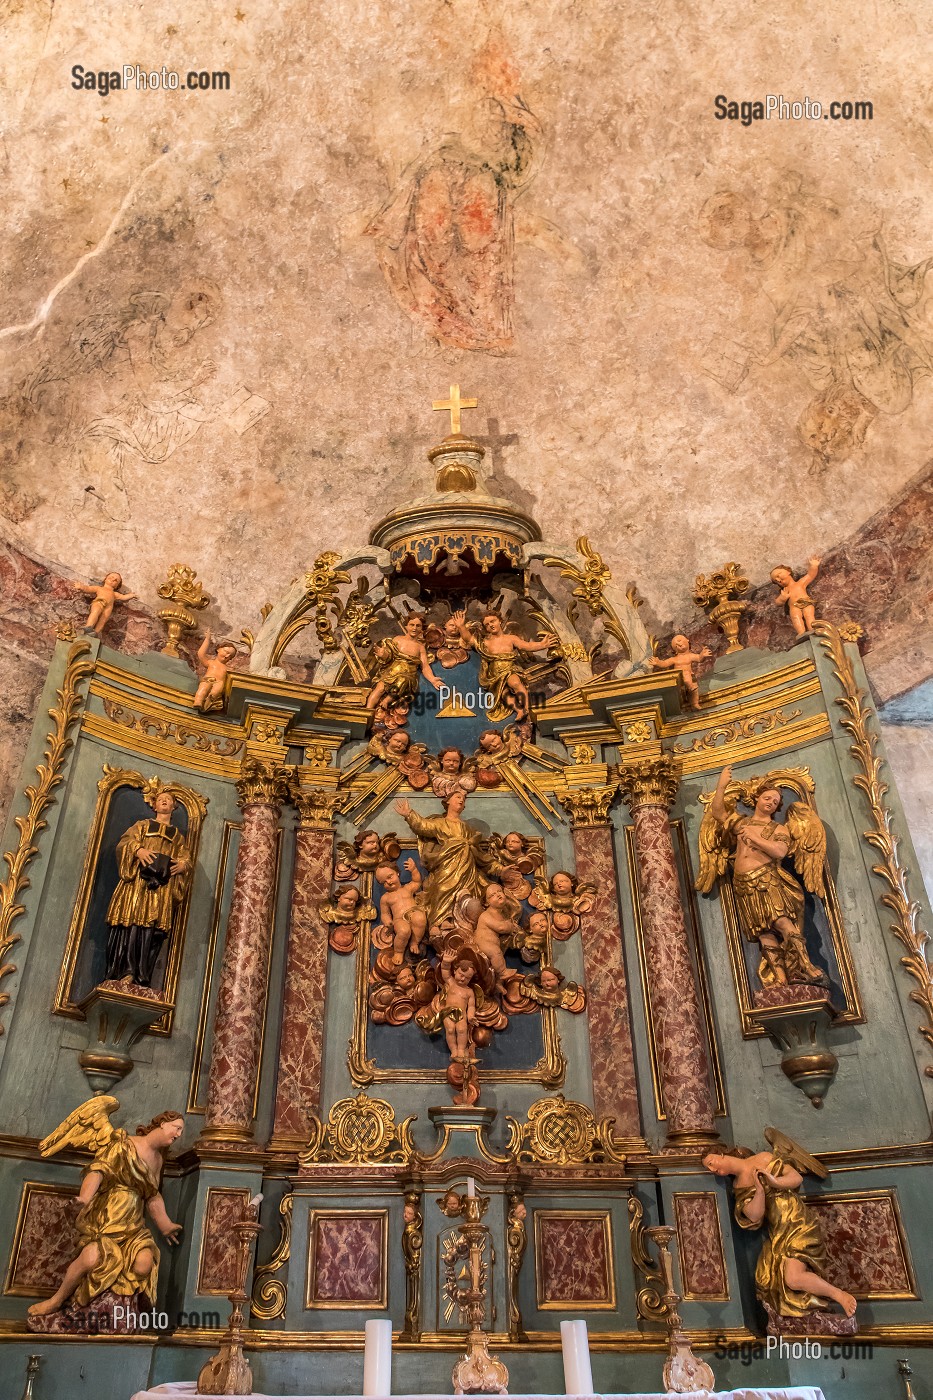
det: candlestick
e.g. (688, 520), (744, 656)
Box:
(560, 1319), (593, 1395)
(363, 1318), (393, 1397)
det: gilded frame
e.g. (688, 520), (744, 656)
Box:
(347, 844), (567, 1089)
(671, 1191), (730, 1302)
(703, 769), (864, 1038)
(803, 1188), (919, 1301)
(533, 1209), (617, 1311)
(197, 1187), (252, 1296)
(54, 764), (208, 1036)
(4, 1181), (79, 1298)
(305, 1209), (389, 1311)
(624, 820), (727, 1121)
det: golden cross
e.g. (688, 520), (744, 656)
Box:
(432, 384), (478, 437)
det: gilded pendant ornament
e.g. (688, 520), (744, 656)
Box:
(628, 1194), (669, 1322)
(400, 1188), (424, 1341)
(0, 642), (93, 1034)
(815, 620), (933, 1075)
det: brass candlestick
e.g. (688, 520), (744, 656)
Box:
(20, 1354), (40, 1400)
(197, 1198), (263, 1396)
(645, 1226), (715, 1396)
(442, 1193), (509, 1395)
(898, 1359), (916, 1399)
(694, 562), (749, 654)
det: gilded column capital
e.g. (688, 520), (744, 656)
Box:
(292, 787), (346, 831)
(556, 782), (618, 828)
(616, 754), (681, 813)
(235, 756), (293, 808)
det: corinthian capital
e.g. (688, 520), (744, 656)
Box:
(235, 756), (293, 809)
(556, 783), (618, 829)
(616, 755), (680, 813)
(292, 787), (346, 831)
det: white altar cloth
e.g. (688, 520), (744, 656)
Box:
(132, 1385), (827, 1400)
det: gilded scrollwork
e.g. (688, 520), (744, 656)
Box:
(505, 1095), (626, 1166)
(815, 620), (933, 1075)
(102, 698), (243, 758)
(672, 708), (802, 754)
(400, 1188), (424, 1341)
(298, 1092), (416, 1167)
(628, 1193), (669, 1322)
(0, 642), (94, 1033)
(250, 1194), (293, 1321)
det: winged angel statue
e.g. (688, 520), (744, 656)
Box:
(696, 764), (828, 988)
(27, 1096), (183, 1327)
(704, 1127), (856, 1327)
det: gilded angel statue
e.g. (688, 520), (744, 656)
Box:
(696, 765), (828, 988)
(28, 1097), (183, 1327)
(704, 1127), (856, 1329)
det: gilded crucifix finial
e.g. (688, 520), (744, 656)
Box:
(432, 383), (478, 437)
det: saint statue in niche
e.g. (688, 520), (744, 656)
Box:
(102, 783), (191, 990)
(696, 765), (828, 990)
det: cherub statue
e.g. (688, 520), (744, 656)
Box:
(376, 859), (428, 966)
(27, 1097), (183, 1328)
(517, 909), (550, 963)
(529, 870), (596, 938)
(472, 727), (512, 787)
(72, 571), (136, 636)
(366, 614), (444, 710)
(333, 829), (401, 880)
(770, 557), (821, 636)
(697, 765), (828, 988)
(519, 965), (587, 1013)
(453, 609), (557, 721)
(490, 830), (545, 900)
(370, 730), (431, 790)
(469, 883), (524, 992)
(319, 884), (377, 954)
(704, 1127), (856, 1329)
(438, 951), (477, 1072)
(425, 617), (470, 669)
(193, 631), (238, 712)
(103, 783), (191, 990)
(428, 746), (478, 802)
(651, 635), (713, 710)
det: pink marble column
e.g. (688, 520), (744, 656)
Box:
(559, 785), (643, 1146)
(617, 756), (719, 1152)
(201, 758), (290, 1146)
(270, 790), (343, 1148)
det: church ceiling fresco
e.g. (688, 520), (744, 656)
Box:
(0, 0), (930, 739)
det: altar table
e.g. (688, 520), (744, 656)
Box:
(132, 1385), (827, 1400)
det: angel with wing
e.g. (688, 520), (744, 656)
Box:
(704, 1127), (856, 1326)
(27, 1097), (183, 1324)
(696, 765), (828, 988)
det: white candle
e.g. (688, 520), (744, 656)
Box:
(466, 1177), (476, 1197)
(363, 1318), (392, 1397)
(560, 1319), (593, 1395)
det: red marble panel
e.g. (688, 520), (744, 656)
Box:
(307, 1212), (386, 1308)
(534, 1211), (615, 1308)
(631, 804), (716, 1137)
(673, 1192), (728, 1299)
(197, 1188), (251, 1295)
(572, 825), (640, 1136)
(6, 1183), (78, 1296)
(807, 1193), (917, 1298)
(272, 827), (334, 1140)
(205, 802), (280, 1134)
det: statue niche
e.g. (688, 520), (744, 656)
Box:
(56, 766), (207, 1027)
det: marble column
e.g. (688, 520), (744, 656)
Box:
(202, 757), (291, 1146)
(270, 789), (344, 1149)
(558, 782), (644, 1146)
(617, 755), (719, 1152)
